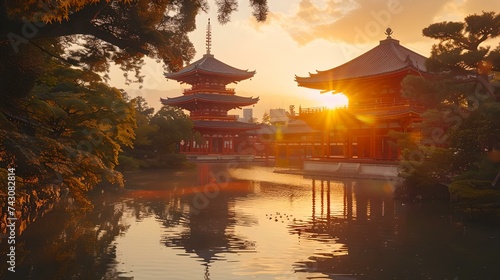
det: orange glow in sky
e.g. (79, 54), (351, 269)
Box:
(108, 0), (499, 120)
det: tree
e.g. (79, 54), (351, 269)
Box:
(261, 111), (270, 124)
(150, 106), (200, 156)
(129, 96), (158, 148)
(422, 11), (500, 100)
(0, 58), (136, 208)
(1, 0), (269, 206)
(1, 0), (269, 86)
(422, 11), (500, 74)
(117, 95), (158, 170)
(398, 12), (500, 210)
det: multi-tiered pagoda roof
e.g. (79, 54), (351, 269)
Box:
(160, 19), (260, 155)
(165, 53), (255, 84)
(160, 53), (260, 130)
(160, 93), (258, 112)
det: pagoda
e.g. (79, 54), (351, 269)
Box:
(295, 28), (432, 160)
(161, 20), (260, 155)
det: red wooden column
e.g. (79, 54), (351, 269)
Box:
(346, 133), (352, 159)
(208, 134), (213, 154)
(370, 126), (376, 160)
(222, 134), (226, 154)
(325, 130), (331, 158)
(321, 132), (326, 158)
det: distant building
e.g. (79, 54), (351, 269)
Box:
(239, 108), (253, 123)
(269, 108), (288, 125)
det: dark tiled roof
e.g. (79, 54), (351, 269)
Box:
(160, 93), (259, 106)
(165, 54), (255, 81)
(296, 37), (428, 86)
(194, 120), (261, 131)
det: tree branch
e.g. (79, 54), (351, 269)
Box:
(85, 24), (149, 55)
(1, 0), (149, 55)
(29, 40), (79, 66)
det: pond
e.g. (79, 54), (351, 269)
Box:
(2, 163), (500, 279)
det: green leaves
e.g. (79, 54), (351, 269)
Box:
(150, 106), (196, 154)
(464, 12), (500, 39)
(118, 101), (195, 169)
(2, 1), (269, 86)
(397, 12), (500, 207)
(1, 59), (137, 208)
(423, 11), (500, 73)
(423, 21), (465, 42)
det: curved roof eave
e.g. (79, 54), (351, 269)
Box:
(164, 54), (255, 82)
(296, 66), (430, 90)
(160, 94), (259, 106)
(194, 120), (261, 131)
(296, 37), (429, 87)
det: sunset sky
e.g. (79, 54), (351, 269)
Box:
(110, 0), (499, 120)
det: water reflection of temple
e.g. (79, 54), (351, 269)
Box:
(312, 178), (395, 222)
(288, 178), (398, 277)
(291, 178), (396, 242)
(288, 177), (492, 279)
(162, 163), (256, 280)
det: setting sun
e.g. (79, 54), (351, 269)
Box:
(316, 93), (349, 109)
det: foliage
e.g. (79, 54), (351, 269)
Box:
(129, 96), (158, 148)
(402, 76), (477, 109)
(0, 39), (60, 101)
(117, 154), (143, 171)
(396, 12), (500, 209)
(422, 11), (500, 73)
(392, 129), (457, 202)
(0, 59), (136, 208)
(1, 0), (269, 86)
(1, 0), (268, 210)
(449, 165), (500, 222)
(150, 105), (200, 155)
(119, 101), (199, 169)
(261, 111), (270, 124)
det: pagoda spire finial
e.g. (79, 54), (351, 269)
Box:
(206, 18), (212, 55)
(385, 27), (393, 38)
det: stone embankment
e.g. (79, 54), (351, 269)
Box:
(275, 159), (400, 181)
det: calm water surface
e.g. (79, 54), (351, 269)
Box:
(2, 164), (500, 279)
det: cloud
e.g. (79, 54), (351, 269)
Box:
(262, 0), (499, 46)
(462, 0), (500, 16)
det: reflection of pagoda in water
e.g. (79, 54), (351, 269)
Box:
(162, 164), (256, 280)
(161, 20), (260, 155)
